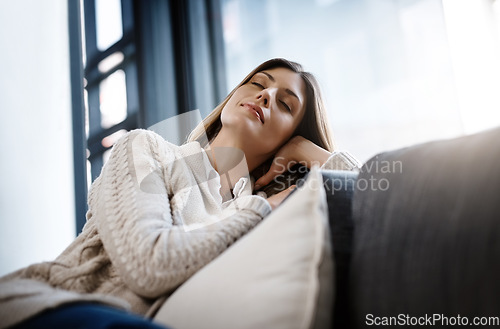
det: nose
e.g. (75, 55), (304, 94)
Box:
(256, 91), (269, 107)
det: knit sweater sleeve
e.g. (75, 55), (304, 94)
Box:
(93, 130), (271, 298)
(321, 150), (361, 171)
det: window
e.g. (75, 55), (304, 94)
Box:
(82, 0), (139, 183)
(70, 0), (226, 233)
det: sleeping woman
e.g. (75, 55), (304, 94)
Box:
(0, 58), (360, 329)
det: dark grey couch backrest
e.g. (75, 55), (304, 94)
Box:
(350, 127), (500, 327)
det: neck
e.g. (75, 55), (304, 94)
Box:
(205, 129), (267, 199)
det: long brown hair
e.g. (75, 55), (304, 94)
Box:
(187, 58), (335, 194)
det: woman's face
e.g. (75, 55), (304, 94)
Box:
(220, 67), (307, 156)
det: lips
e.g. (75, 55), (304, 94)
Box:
(242, 103), (264, 124)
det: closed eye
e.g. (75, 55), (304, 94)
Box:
(251, 82), (264, 89)
(280, 100), (292, 113)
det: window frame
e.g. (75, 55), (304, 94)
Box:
(69, 0), (227, 233)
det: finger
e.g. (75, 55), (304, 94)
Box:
(281, 184), (297, 198)
(255, 160), (293, 189)
(286, 183), (297, 194)
(266, 184), (297, 209)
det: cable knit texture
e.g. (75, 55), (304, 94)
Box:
(0, 129), (359, 329)
(0, 130), (271, 329)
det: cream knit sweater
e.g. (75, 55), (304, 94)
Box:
(0, 129), (360, 329)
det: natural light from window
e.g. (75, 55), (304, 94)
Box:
(220, 0), (500, 162)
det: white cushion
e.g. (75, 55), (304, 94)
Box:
(154, 167), (330, 329)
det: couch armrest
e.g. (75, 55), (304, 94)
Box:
(295, 170), (358, 328)
(320, 170), (358, 328)
(350, 127), (500, 326)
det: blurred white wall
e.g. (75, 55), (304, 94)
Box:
(0, 0), (76, 276)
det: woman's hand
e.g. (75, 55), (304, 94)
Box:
(266, 185), (296, 210)
(254, 135), (331, 189)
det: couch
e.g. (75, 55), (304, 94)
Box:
(153, 127), (500, 329)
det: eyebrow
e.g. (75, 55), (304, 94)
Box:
(260, 71), (300, 102)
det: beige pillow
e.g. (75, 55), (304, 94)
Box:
(154, 167), (331, 329)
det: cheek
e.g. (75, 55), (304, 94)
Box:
(220, 99), (238, 123)
(220, 89), (246, 121)
(264, 116), (297, 147)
